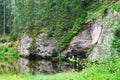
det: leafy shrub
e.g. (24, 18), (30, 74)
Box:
(9, 31), (18, 41)
(8, 42), (14, 48)
(75, 55), (120, 80)
(0, 37), (7, 43)
(0, 45), (19, 61)
(112, 27), (120, 53)
(3, 46), (9, 52)
(111, 2), (120, 12)
(56, 16), (85, 52)
(8, 47), (19, 56)
(0, 46), (9, 52)
(28, 38), (38, 56)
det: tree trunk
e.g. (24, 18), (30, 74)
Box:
(3, 0), (6, 35)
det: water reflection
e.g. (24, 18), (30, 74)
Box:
(18, 58), (29, 73)
(18, 58), (72, 74)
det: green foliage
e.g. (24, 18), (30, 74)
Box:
(112, 16), (120, 53)
(0, 46), (9, 56)
(54, 0), (92, 52)
(0, 1), (120, 80)
(25, 25), (42, 37)
(76, 55), (120, 80)
(1, 0), (117, 52)
(9, 31), (18, 41)
(114, 28), (120, 39)
(28, 38), (38, 56)
(0, 45), (19, 61)
(8, 42), (14, 48)
(56, 21), (82, 52)
(111, 2), (120, 13)
(7, 0), (98, 52)
(112, 27), (120, 52)
(0, 41), (19, 74)
(0, 37), (7, 43)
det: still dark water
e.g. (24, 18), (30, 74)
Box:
(17, 58), (81, 74)
(0, 57), (82, 74)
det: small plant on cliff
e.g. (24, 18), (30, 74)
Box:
(28, 38), (38, 56)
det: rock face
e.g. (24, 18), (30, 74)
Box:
(61, 19), (103, 58)
(35, 34), (57, 57)
(18, 19), (102, 58)
(18, 10), (119, 60)
(61, 10), (120, 60)
(18, 33), (32, 56)
(18, 33), (57, 57)
(89, 10), (120, 60)
(18, 20), (102, 58)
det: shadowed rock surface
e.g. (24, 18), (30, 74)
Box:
(18, 34), (32, 56)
